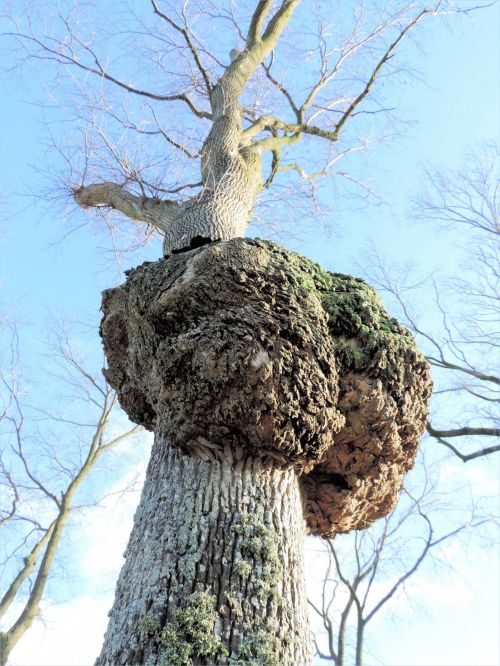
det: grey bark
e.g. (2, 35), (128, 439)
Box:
(96, 438), (310, 666)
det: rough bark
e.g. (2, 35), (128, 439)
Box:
(100, 241), (345, 468)
(98, 238), (431, 664)
(300, 272), (432, 537)
(96, 439), (310, 666)
(74, 2), (302, 256)
(73, 76), (264, 258)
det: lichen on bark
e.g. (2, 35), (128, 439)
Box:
(138, 591), (228, 666)
(156, 590), (228, 665)
(95, 442), (310, 665)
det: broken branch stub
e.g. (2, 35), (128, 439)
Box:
(100, 238), (431, 537)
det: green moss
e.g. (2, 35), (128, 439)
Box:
(317, 272), (420, 396)
(254, 240), (421, 395)
(230, 629), (281, 666)
(160, 641), (192, 666)
(334, 338), (365, 370)
(236, 559), (252, 578)
(232, 512), (283, 607)
(140, 613), (160, 636)
(154, 590), (227, 666)
(226, 592), (243, 619)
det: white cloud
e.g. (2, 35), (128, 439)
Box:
(8, 595), (111, 666)
(75, 462), (146, 591)
(305, 533), (500, 666)
(5, 457), (147, 665)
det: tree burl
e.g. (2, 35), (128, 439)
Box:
(98, 238), (431, 664)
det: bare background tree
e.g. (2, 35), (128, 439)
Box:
(309, 458), (493, 665)
(305, 141), (499, 666)
(0, 322), (142, 665)
(367, 142), (499, 462)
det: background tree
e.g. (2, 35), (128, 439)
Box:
(367, 142), (499, 462)
(0, 323), (141, 665)
(309, 461), (493, 665)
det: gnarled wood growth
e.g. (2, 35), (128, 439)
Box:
(98, 239), (430, 664)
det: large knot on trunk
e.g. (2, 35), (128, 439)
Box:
(100, 238), (431, 536)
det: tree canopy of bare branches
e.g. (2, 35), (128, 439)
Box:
(3, 0), (479, 254)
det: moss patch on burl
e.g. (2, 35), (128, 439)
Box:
(321, 273), (418, 391)
(261, 241), (420, 392)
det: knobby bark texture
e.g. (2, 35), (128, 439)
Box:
(98, 238), (431, 665)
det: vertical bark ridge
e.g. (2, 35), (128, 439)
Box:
(96, 430), (311, 666)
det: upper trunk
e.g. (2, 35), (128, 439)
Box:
(161, 78), (263, 256)
(162, 143), (262, 255)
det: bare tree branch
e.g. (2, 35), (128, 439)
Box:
(150, 0), (213, 97)
(331, 8), (430, 140)
(7, 27), (212, 120)
(73, 182), (178, 232)
(426, 428), (500, 462)
(0, 325), (143, 664)
(246, 1), (273, 49)
(364, 142), (499, 462)
(427, 423), (500, 439)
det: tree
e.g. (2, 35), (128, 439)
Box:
(93, 239), (430, 665)
(0, 324), (141, 665)
(1, 1), (477, 664)
(309, 463), (490, 665)
(367, 142), (499, 462)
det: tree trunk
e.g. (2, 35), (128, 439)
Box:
(97, 238), (430, 665)
(355, 617), (364, 666)
(96, 433), (310, 666)
(162, 142), (262, 256)
(160, 91), (263, 256)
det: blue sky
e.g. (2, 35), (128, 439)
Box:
(1, 2), (499, 665)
